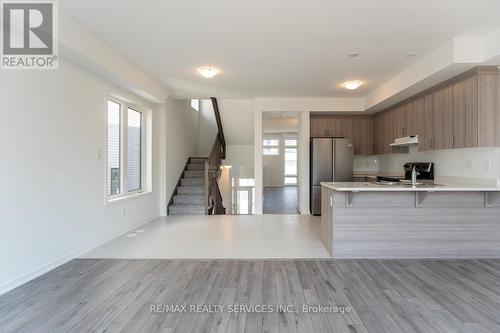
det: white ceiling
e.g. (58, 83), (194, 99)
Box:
(60, 0), (500, 99)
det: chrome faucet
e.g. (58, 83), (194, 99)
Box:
(411, 166), (420, 186)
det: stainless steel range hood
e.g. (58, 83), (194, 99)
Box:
(390, 135), (419, 147)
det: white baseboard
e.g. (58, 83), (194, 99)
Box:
(0, 215), (158, 296)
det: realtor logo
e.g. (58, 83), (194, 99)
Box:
(1, 1), (58, 69)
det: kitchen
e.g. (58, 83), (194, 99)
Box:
(311, 66), (500, 258)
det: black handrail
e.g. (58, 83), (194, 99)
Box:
(210, 97), (226, 159)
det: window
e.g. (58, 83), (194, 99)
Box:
(191, 99), (199, 111)
(263, 139), (279, 146)
(239, 178), (256, 187)
(263, 138), (279, 156)
(263, 147), (279, 155)
(284, 136), (297, 185)
(127, 108), (142, 192)
(107, 100), (121, 195)
(107, 98), (149, 200)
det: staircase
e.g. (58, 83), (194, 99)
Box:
(168, 158), (207, 215)
(168, 98), (226, 216)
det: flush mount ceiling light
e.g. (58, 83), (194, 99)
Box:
(348, 52), (360, 58)
(197, 66), (219, 78)
(342, 80), (362, 90)
(405, 52), (417, 58)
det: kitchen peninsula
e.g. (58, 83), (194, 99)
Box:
(320, 181), (500, 258)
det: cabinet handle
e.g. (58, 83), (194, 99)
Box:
(452, 135), (455, 148)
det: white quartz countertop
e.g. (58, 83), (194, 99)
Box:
(321, 181), (500, 192)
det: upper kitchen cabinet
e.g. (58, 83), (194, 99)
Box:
(416, 94), (434, 151)
(310, 115), (372, 155)
(478, 70), (500, 147)
(352, 117), (373, 155)
(373, 111), (396, 155)
(412, 66), (498, 151)
(432, 85), (454, 150)
(326, 117), (353, 138)
(310, 116), (352, 137)
(310, 117), (330, 137)
(452, 74), (478, 149)
(393, 104), (408, 138)
(310, 67), (500, 155)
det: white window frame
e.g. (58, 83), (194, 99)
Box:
(263, 137), (280, 156)
(283, 135), (298, 185)
(105, 96), (151, 203)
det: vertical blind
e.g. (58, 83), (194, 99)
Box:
(107, 100), (121, 195)
(127, 108), (142, 192)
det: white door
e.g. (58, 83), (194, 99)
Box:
(237, 188), (253, 215)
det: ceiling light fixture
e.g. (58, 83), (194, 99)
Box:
(348, 52), (360, 58)
(405, 52), (417, 58)
(342, 80), (362, 90)
(197, 66), (219, 78)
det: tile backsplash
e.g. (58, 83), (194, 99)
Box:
(354, 145), (500, 181)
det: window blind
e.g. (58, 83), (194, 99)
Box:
(127, 108), (142, 192)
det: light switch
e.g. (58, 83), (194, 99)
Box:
(96, 149), (102, 159)
(483, 160), (491, 170)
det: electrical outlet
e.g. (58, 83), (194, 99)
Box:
(483, 160), (491, 170)
(465, 160), (473, 169)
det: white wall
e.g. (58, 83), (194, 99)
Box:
(224, 145), (255, 179)
(218, 99), (255, 145)
(353, 156), (380, 174)
(197, 99), (218, 156)
(165, 99), (200, 207)
(0, 59), (164, 294)
(354, 146), (500, 183)
(379, 146), (500, 181)
(60, 12), (168, 103)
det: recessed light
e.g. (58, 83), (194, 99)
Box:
(197, 66), (219, 78)
(405, 52), (417, 58)
(348, 52), (360, 58)
(342, 80), (362, 90)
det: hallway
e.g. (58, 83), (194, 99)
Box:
(263, 186), (299, 214)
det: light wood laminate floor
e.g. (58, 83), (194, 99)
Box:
(1, 259), (499, 332)
(81, 215), (328, 259)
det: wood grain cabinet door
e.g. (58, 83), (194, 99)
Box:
(327, 117), (353, 138)
(452, 75), (478, 148)
(352, 117), (373, 155)
(406, 101), (419, 136)
(433, 85), (454, 150)
(310, 117), (330, 137)
(478, 73), (500, 147)
(417, 94), (434, 151)
(393, 105), (408, 137)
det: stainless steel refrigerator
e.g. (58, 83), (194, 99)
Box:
(310, 138), (353, 215)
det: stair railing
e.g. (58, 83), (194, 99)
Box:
(204, 98), (226, 215)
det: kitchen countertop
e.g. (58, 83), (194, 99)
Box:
(321, 181), (500, 192)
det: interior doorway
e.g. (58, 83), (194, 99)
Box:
(262, 112), (299, 214)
